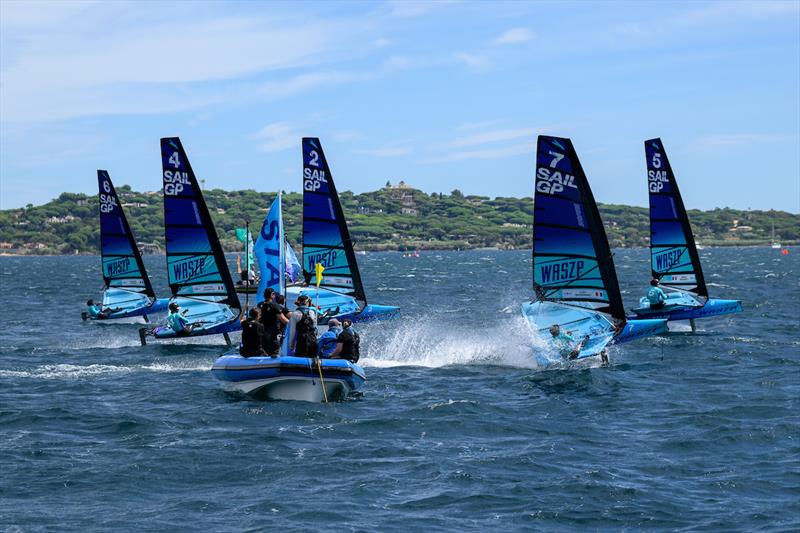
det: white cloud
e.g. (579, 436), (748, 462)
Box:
(448, 127), (539, 148)
(454, 52), (490, 71)
(253, 122), (300, 153)
(0, 5), (370, 122)
(694, 133), (789, 147)
(355, 141), (414, 157)
(387, 0), (457, 18)
(423, 142), (532, 163)
(491, 28), (535, 45)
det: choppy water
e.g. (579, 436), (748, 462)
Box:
(1, 248), (798, 531)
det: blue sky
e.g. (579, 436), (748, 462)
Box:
(1, 0), (798, 211)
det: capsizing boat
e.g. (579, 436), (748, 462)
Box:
(523, 136), (667, 362)
(629, 138), (743, 330)
(139, 137), (241, 345)
(82, 170), (169, 322)
(285, 137), (399, 323)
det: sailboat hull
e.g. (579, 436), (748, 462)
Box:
(211, 355), (366, 401)
(84, 297), (170, 321)
(149, 299), (241, 341)
(629, 295), (743, 321)
(285, 286), (399, 323)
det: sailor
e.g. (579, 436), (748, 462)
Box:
(646, 278), (667, 310)
(85, 299), (120, 319)
(257, 288), (288, 356)
(289, 295), (318, 357)
(240, 307), (267, 357)
(275, 294), (290, 335)
(167, 302), (195, 336)
(334, 318), (361, 363)
(317, 318), (343, 357)
(548, 324), (587, 360)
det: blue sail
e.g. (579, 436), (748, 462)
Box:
(301, 137), (366, 306)
(254, 193), (285, 305)
(532, 136), (625, 321)
(98, 170), (154, 299)
(159, 137), (240, 335)
(285, 240), (301, 284)
(645, 138), (708, 299)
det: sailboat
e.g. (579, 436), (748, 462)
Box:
(522, 136), (667, 361)
(139, 137), (242, 345)
(82, 170), (170, 321)
(285, 137), (399, 323)
(629, 138), (743, 327)
(212, 193), (366, 401)
(771, 223), (781, 249)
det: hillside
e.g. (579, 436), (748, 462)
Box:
(1, 182), (797, 254)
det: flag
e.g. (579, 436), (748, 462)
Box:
(254, 194), (284, 304)
(315, 262), (324, 288)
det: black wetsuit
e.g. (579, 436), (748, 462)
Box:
(258, 300), (283, 355)
(337, 327), (360, 363)
(240, 319), (267, 357)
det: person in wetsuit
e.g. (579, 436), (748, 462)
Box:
(317, 318), (343, 357)
(289, 295), (318, 357)
(166, 302), (195, 336)
(257, 288), (288, 356)
(240, 307), (267, 357)
(328, 318), (360, 363)
(548, 324), (588, 360)
(84, 299), (121, 319)
(646, 278), (667, 310)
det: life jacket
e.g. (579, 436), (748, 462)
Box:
(317, 328), (341, 356)
(294, 307), (318, 356)
(167, 312), (186, 333)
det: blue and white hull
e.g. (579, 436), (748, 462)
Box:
(83, 291), (170, 321)
(211, 354), (366, 402)
(142, 299), (241, 344)
(629, 291), (743, 322)
(285, 286), (399, 323)
(522, 301), (667, 362)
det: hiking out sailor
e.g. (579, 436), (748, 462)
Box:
(289, 295), (318, 357)
(240, 307), (267, 357)
(167, 302), (195, 336)
(646, 278), (667, 310)
(84, 299), (121, 319)
(317, 318), (343, 357)
(334, 318), (361, 363)
(257, 288), (288, 356)
(548, 324), (587, 360)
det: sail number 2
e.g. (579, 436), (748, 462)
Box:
(303, 150), (328, 191)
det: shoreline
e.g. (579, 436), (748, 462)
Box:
(1, 242), (795, 257)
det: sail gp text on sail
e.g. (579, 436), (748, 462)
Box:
(536, 168), (578, 194)
(648, 168), (669, 192)
(303, 168), (327, 191)
(163, 170), (191, 196)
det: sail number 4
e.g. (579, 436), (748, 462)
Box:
(164, 151), (190, 196)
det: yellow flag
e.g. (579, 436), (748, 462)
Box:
(315, 262), (325, 288)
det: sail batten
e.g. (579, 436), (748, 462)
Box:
(160, 137), (240, 311)
(532, 136), (625, 322)
(645, 138), (707, 299)
(97, 170), (155, 298)
(301, 137), (366, 307)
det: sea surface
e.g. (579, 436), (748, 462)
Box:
(1, 248), (798, 531)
